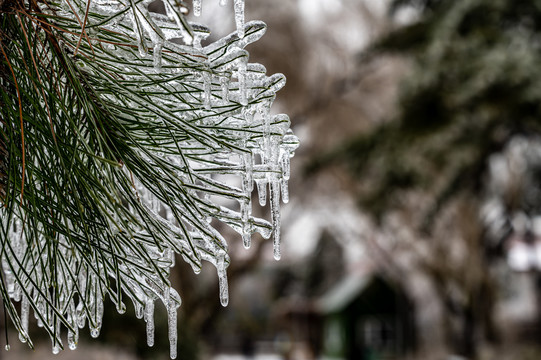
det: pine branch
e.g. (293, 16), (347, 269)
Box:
(0, 0), (298, 357)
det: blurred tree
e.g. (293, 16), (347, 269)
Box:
(312, 0), (541, 357)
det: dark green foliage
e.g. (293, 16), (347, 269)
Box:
(324, 0), (541, 223)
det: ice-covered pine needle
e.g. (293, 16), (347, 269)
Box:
(0, 0), (299, 358)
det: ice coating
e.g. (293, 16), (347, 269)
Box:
(1, 0), (298, 358)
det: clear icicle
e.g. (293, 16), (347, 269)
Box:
(19, 296), (29, 343)
(281, 151), (291, 180)
(241, 198), (251, 249)
(281, 179), (289, 203)
(242, 152), (253, 248)
(238, 60), (247, 105)
(217, 253), (229, 307)
(203, 71), (212, 109)
(51, 329), (62, 355)
(270, 181), (281, 260)
(221, 76), (230, 103)
(281, 151), (290, 203)
(193, 0), (202, 16)
(167, 304), (178, 359)
(153, 41), (163, 71)
(145, 299), (155, 347)
(67, 328), (78, 350)
(117, 301), (126, 314)
(256, 179), (267, 206)
(234, 0), (245, 39)
(132, 14), (147, 57)
(76, 301), (86, 329)
(135, 302), (144, 319)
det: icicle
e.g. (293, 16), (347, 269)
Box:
(241, 198), (251, 249)
(255, 179), (267, 206)
(67, 328), (78, 350)
(281, 151), (291, 180)
(132, 19), (147, 56)
(234, 0), (245, 39)
(280, 150), (291, 203)
(221, 76), (230, 103)
(193, 0), (202, 16)
(153, 40), (163, 71)
(12, 284), (21, 302)
(244, 153), (254, 193)
(76, 301), (86, 329)
(19, 295), (29, 343)
(217, 253), (229, 306)
(238, 60), (247, 105)
(117, 301), (126, 314)
(52, 323), (62, 354)
(281, 179), (289, 203)
(241, 152), (253, 248)
(167, 303), (178, 359)
(145, 299), (155, 347)
(203, 71), (211, 109)
(270, 181), (281, 260)
(135, 302), (144, 319)
(90, 296), (104, 338)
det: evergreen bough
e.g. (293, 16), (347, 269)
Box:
(0, 0), (298, 356)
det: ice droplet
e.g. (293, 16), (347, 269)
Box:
(5, 344), (10, 351)
(117, 301), (126, 314)
(68, 329), (78, 350)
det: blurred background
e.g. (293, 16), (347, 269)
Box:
(5, 0), (541, 359)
